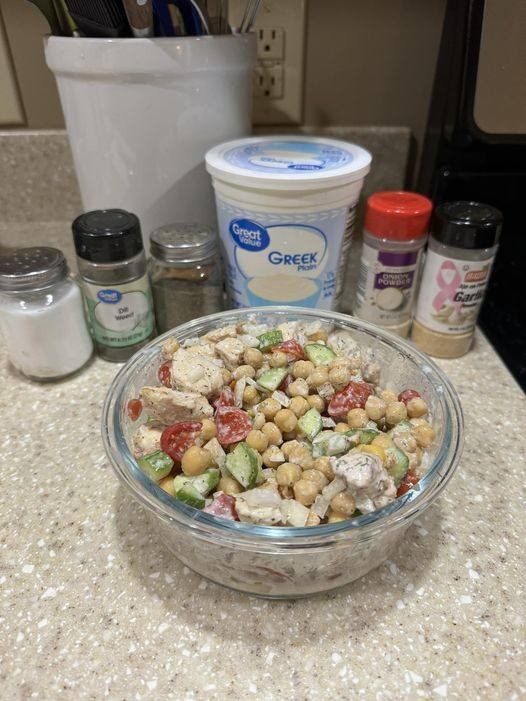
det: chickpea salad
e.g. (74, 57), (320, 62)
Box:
(127, 320), (436, 527)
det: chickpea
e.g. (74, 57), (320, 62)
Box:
(243, 347), (264, 369)
(371, 433), (393, 449)
(365, 395), (386, 422)
(274, 408), (297, 433)
(261, 422), (282, 446)
(380, 389), (398, 404)
(253, 411), (266, 430)
(287, 444), (314, 470)
(393, 432), (417, 453)
(293, 478), (319, 506)
(261, 445), (285, 467)
(292, 360), (315, 379)
(347, 408), (369, 428)
(276, 462), (302, 487)
(289, 396), (310, 418)
(309, 329), (328, 342)
(243, 386), (261, 407)
(327, 508), (347, 523)
(306, 368), (329, 388)
(281, 440), (301, 459)
(221, 368), (232, 384)
(287, 378), (309, 398)
(385, 401), (408, 425)
(306, 511), (321, 526)
(302, 468), (328, 491)
(335, 422), (350, 434)
(407, 397), (428, 418)
(357, 444), (387, 463)
(330, 492), (356, 517)
(412, 423), (436, 448)
(328, 365), (352, 389)
(269, 351), (288, 368)
(307, 395), (325, 412)
(329, 356), (352, 370)
(246, 429), (269, 453)
(233, 364), (256, 380)
(199, 418), (217, 442)
(181, 446), (214, 476)
(259, 397), (281, 420)
(218, 475), (242, 495)
(159, 475), (175, 496)
(313, 456), (334, 481)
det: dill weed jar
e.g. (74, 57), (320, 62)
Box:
(412, 201), (502, 358)
(73, 209), (156, 362)
(148, 224), (223, 333)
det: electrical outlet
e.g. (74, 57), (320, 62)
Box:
(253, 64), (284, 99)
(257, 27), (284, 60)
(229, 0), (306, 125)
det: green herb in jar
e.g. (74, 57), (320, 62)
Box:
(148, 224), (224, 333)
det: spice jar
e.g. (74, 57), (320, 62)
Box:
(412, 201), (502, 358)
(148, 224), (223, 333)
(353, 191), (433, 337)
(0, 247), (93, 380)
(73, 209), (156, 362)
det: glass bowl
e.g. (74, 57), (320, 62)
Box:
(102, 307), (463, 598)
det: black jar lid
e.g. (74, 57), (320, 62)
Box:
(0, 247), (68, 291)
(72, 209), (143, 263)
(150, 223), (217, 264)
(431, 201), (502, 250)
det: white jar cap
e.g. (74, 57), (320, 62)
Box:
(205, 135), (372, 191)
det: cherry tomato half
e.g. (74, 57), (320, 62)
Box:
(157, 361), (172, 388)
(160, 421), (202, 463)
(126, 398), (143, 421)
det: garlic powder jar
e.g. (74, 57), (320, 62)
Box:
(0, 247), (93, 380)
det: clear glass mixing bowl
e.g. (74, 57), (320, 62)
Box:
(102, 307), (463, 598)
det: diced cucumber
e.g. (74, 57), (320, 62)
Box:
(388, 419), (412, 435)
(137, 450), (174, 482)
(225, 442), (259, 489)
(304, 343), (336, 366)
(312, 431), (352, 458)
(257, 367), (288, 392)
(173, 474), (191, 494)
(192, 468), (220, 496)
(176, 482), (205, 509)
(297, 408), (322, 441)
(345, 428), (379, 445)
(386, 447), (409, 486)
(257, 329), (283, 351)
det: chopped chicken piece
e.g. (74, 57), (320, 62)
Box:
(277, 321), (300, 340)
(139, 387), (213, 424)
(170, 348), (224, 397)
(215, 337), (246, 370)
(160, 338), (180, 360)
(330, 451), (396, 514)
(131, 424), (162, 459)
(235, 487), (283, 525)
(185, 343), (217, 357)
(280, 499), (310, 526)
(204, 325), (238, 343)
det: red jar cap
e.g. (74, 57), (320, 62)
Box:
(365, 191), (433, 240)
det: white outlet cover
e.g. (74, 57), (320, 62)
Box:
(229, 0), (306, 125)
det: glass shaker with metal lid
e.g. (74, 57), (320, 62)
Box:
(148, 224), (224, 333)
(0, 247), (93, 380)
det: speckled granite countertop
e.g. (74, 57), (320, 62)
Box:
(0, 223), (525, 700)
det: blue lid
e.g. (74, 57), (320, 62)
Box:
(206, 136), (372, 189)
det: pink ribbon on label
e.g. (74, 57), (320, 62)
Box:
(432, 260), (462, 311)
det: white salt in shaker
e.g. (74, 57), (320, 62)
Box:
(0, 247), (93, 380)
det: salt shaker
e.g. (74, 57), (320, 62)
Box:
(0, 247), (93, 380)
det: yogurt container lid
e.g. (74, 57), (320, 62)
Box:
(205, 136), (372, 190)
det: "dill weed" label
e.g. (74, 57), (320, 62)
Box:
(82, 275), (154, 348)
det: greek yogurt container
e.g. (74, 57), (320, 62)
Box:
(205, 136), (372, 309)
